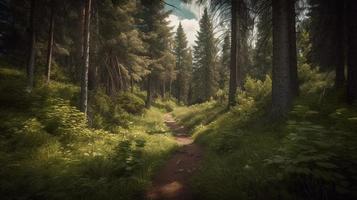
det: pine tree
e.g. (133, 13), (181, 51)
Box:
(219, 32), (230, 89)
(192, 8), (219, 103)
(139, 0), (175, 107)
(174, 22), (191, 103)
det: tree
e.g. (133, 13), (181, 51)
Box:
(271, 0), (293, 118)
(346, 0), (357, 104)
(80, 0), (92, 117)
(139, 0), (174, 108)
(192, 8), (219, 103)
(46, 0), (56, 84)
(174, 23), (191, 103)
(228, 0), (239, 107)
(289, 0), (299, 97)
(219, 32), (230, 90)
(26, 0), (36, 92)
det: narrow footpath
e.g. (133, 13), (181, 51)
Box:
(146, 114), (203, 200)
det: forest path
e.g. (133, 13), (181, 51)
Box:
(146, 113), (203, 200)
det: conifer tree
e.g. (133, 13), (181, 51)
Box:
(192, 8), (219, 103)
(219, 32), (231, 89)
(174, 23), (191, 103)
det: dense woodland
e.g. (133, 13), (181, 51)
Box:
(0, 0), (356, 199)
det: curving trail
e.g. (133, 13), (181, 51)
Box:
(146, 114), (203, 200)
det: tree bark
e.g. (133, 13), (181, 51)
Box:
(271, 0), (292, 118)
(46, 0), (55, 84)
(228, 0), (239, 108)
(80, 0), (92, 117)
(335, 0), (346, 89)
(346, 0), (357, 104)
(146, 75), (152, 108)
(26, 0), (36, 92)
(288, 0), (299, 97)
(89, 2), (99, 90)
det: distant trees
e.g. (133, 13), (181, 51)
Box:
(192, 8), (219, 103)
(310, 0), (357, 104)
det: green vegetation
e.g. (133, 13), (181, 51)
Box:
(0, 66), (177, 200)
(173, 65), (357, 200)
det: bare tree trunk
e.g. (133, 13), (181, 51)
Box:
(162, 79), (166, 99)
(26, 0), (36, 92)
(89, 1), (99, 90)
(130, 75), (134, 93)
(335, 0), (346, 89)
(347, 0), (357, 104)
(271, 0), (292, 118)
(46, 0), (55, 84)
(228, 0), (239, 108)
(146, 75), (152, 108)
(80, 0), (92, 117)
(289, 0), (299, 97)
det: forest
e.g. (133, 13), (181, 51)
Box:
(0, 0), (356, 199)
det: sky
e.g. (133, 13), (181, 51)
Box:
(164, 0), (203, 47)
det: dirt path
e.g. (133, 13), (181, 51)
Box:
(146, 114), (203, 200)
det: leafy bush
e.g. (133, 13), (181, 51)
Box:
(244, 75), (272, 101)
(266, 120), (356, 199)
(113, 92), (145, 114)
(39, 98), (88, 138)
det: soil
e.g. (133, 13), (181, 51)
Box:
(146, 114), (203, 200)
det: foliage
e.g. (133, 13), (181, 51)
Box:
(0, 67), (177, 200)
(173, 67), (357, 200)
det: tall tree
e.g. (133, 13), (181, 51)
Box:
(174, 23), (190, 103)
(289, 0), (299, 97)
(219, 32), (230, 90)
(80, 0), (92, 117)
(26, 0), (36, 92)
(271, 0), (293, 118)
(346, 0), (357, 104)
(192, 8), (219, 103)
(46, 0), (55, 84)
(228, 0), (239, 107)
(139, 0), (173, 108)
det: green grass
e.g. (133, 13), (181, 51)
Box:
(173, 67), (357, 200)
(0, 66), (178, 200)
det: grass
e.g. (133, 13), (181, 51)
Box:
(0, 65), (178, 200)
(172, 67), (357, 200)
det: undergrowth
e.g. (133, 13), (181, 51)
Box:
(0, 65), (177, 200)
(173, 64), (357, 200)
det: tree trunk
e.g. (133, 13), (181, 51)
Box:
(26, 0), (36, 92)
(46, 0), (55, 84)
(335, 0), (346, 89)
(80, 0), (92, 117)
(288, 0), (299, 97)
(130, 76), (134, 93)
(162, 79), (166, 99)
(88, 1), (99, 90)
(271, 0), (292, 118)
(228, 0), (239, 108)
(146, 75), (152, 108)
(346, 0), (357, 104)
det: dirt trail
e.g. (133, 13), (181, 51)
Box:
(146, 114), (203, 200)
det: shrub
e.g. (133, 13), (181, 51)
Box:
(113, 93), (145, 114)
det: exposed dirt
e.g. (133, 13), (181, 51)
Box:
(146, 114), (203, 200)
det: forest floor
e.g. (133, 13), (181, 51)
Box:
(146, 114), (203, 200)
